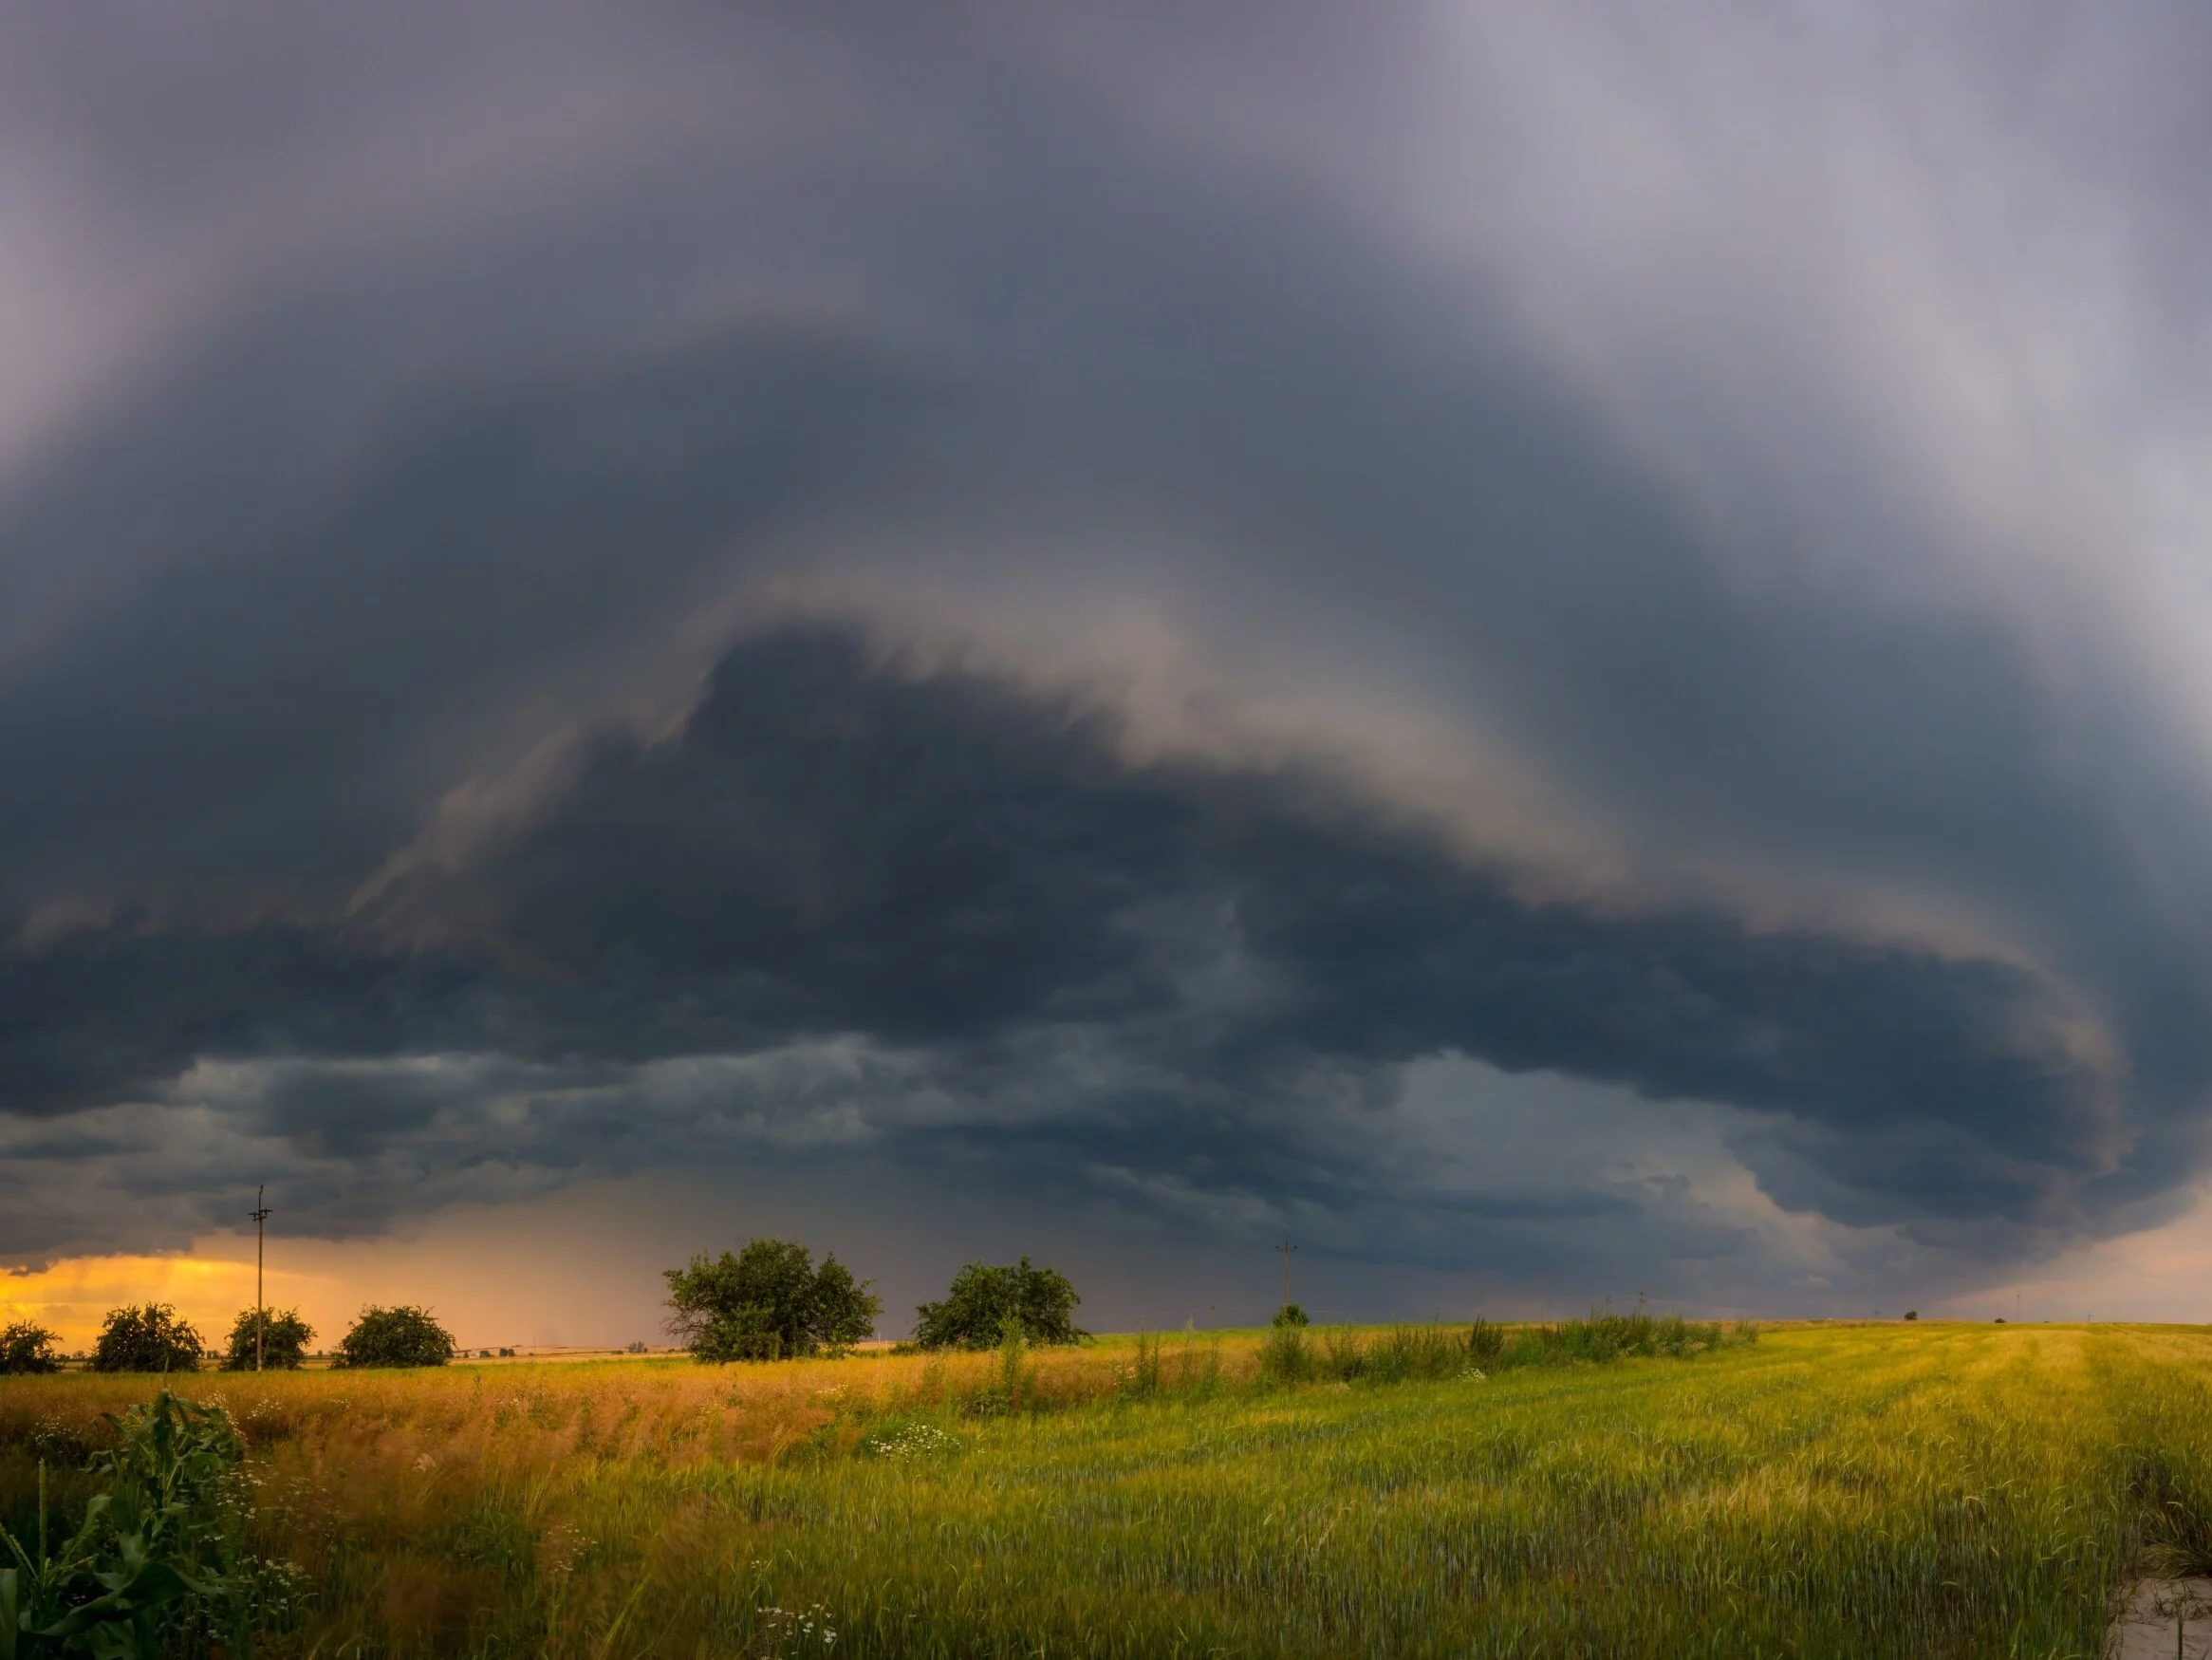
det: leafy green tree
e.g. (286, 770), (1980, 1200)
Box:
(333, 1304), (455, 1369)
(1272, 1303), (1310, 1329)
(663, 1238), (882, 1362)
(220, 1305), (316, 1370)
(0, 1317), (65, 1373)
(912, 1257), (1087, 1350)
(89, 1303), (204, 1372)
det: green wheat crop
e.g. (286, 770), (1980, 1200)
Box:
(6, 1322), (2210, 1656)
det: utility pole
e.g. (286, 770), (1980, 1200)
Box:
(1276, 1238), (1296, 1315)
(249, 1185), (272, 1372)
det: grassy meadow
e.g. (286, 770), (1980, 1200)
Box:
(9, 1320), (2212, 1656)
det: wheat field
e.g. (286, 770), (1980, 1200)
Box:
(8, 1321), (2212, 1656)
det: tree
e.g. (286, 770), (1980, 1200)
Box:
(912, 1257), (1087, 1350)
(0, 1317), (65, 1374)
(89, 1303), (203, 1372)
(1904, 1310), (1919, 1321)
(663, 1238), (882, 1362)
(334, 1304), (455, 1369)
(221, 1305), (316, 1370)
(1272, 1303), (1310, 1329)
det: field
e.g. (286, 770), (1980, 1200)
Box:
(8, 1321), (2212, 1657)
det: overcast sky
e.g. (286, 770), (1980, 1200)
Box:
(8, 3), (2212, 1339)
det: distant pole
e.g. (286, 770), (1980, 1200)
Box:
(249, 1185), (272, 1372)
(1277, 1238), (1296, 1314)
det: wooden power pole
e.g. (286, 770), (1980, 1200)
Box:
(249, 1185), (272, 1372)
(1276, 1238), (1296, 1315)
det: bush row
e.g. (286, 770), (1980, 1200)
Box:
(0, 1302), (460, 1374)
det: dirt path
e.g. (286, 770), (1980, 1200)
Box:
(2109, 1579), (2212, 1658)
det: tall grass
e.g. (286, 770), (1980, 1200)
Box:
(1263, 1310), (1752, 1386)
(3, 1323), (2207, 1655)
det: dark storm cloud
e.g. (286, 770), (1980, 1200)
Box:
(399, 629), (2118, 1213)
(4, 5), (2212, 1296)
(0, 629), (2120, 1259)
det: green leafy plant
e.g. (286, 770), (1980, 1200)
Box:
(219, 1306), (315, 1371)
(1271, 1303), (1310, 1329)
(664, 1239), (882, 1363)
(1, 1390), (251, 1657)
(913, 1259), (1086, 1350)
(0, 1320), (64, 1376)
(333, 1304), (455, 1369)
(87, 1305), (202, 1374)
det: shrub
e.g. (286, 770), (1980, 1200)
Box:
(1905, 1310), (1919, 1320)
(1467, 1317), (1506, 1362)
(334, 1304), (455, 1369)
(664, 1239), (882, 1362)
(1272, 1303), (1310, 1329)
(0, 1317), (64, 1374)
(220, 1306), (315, 1371)
(89, 1302), (204, 1372)
(1259, 1321), (1316, 1384)
(1366, 1324), (1464, 1383)
(913, 1258), (1086, 1350)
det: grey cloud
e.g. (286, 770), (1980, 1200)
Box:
(0, 324), (958, 905)
(3, 5), (2211, 1306)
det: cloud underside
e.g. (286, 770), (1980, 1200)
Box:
(0, 629), (2128, 1276)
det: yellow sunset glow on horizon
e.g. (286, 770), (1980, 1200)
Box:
(0, 1248), (342, 1352)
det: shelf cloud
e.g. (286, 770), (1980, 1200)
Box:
(6, 4), (2212, 1312)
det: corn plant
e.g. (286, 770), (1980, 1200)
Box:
(2, 1391), (250, 1658)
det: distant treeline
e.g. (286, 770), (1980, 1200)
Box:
(653, 1236), (1760, 1372)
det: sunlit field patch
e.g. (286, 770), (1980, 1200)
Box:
(8, 1322), (2212, 1656)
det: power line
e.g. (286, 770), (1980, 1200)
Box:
(249, 1185), (272, 1372)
